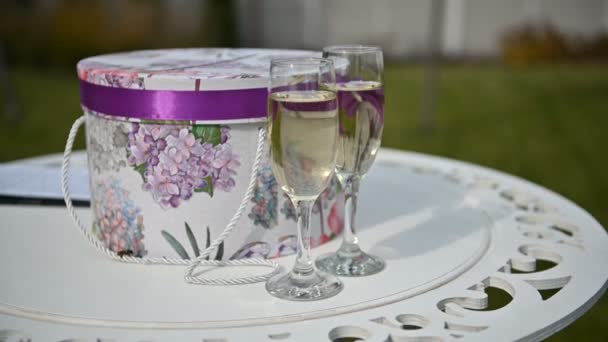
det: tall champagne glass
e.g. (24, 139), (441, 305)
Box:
(315, 45), (386, 277)
(265, 57), (343, 301)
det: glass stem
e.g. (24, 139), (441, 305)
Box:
(291, 198), (316, 279)
(340, 175), (362, 255)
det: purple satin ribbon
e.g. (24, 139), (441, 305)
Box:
(80, 80), (268, 121)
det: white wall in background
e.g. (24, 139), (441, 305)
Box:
(234, 0), (608, 58)
(540, 0), (606, 36)
(461, 0), (528, 56)
(443, 0), (466, 56)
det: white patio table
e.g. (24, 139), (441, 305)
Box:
(1, 148), (606, 341)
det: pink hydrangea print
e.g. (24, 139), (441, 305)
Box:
(93, 178), (146, 257)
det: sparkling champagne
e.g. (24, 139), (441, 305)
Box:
(335, 81), (384, 180)
(268, 91), (339, 201)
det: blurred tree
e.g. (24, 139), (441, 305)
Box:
(0, 0), (236, 68)
(419, 0), (445, 134)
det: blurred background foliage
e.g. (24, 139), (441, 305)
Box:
(501, 23), (608, 64)
(0, 0), (235, 67)
(0, 1), (606, 341)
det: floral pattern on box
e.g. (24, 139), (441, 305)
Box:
(85, 109), (344, 260)
(86, 115), (130, 173)
(275, 235), (297, 258)
(127, 122), (239, 209)
(92, 177), (146, 257)
(230, 241), (271, 260)
(78, 61), (145, 89)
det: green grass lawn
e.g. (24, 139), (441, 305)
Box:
(1, 64), (606, 340)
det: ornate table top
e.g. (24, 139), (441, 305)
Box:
(1, 149), (606, 341)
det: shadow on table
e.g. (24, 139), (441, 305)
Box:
(360, 163), (500, 260)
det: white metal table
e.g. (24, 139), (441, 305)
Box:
(1, 149), (606, 341)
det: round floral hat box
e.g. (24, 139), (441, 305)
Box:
(77, 48), (344, 261)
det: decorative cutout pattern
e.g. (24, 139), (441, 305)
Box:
(315, 156), (597, 341)
(371, 314), (429, 331)
(386, 336), (444, 342)
(268, 333), (291, 340)
(0, 329), (31, 342)
(328, 326), (370, 341)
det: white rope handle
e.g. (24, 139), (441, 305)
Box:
(183, 122), (282, 285)
(62, 115), (280, 285)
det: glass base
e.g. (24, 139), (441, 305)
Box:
(315, 247), (385, 277)
(265, 269), (343, 301)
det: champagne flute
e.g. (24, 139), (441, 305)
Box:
(265, 57), (343, 301)
(315, 45), (386, 277)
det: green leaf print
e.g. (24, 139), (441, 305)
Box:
(134, 163), (147, 182)
(162, 223), (225, 261)
(205, 226), (224, 261)
(216, 241), (224, 261)
(205, 226), (211, 260)
(192, 124), (222, 146)
(161, 230), (190, 259)
(194, 175), (214, 197)
(185, 222), (200, 257)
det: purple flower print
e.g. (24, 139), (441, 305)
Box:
(93, 178), (147, 257)
(81, 66), (144, 89)
(164, 128), (205, 166)
(127, 123), (173, 167)
(145, 166), (182, 208)
(230, 241), (271, 259)
(220, 126), (231, 144)
(211, 144), (240, 192)
(127, 123), (239, 209)
(274, 235), (297, 258)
